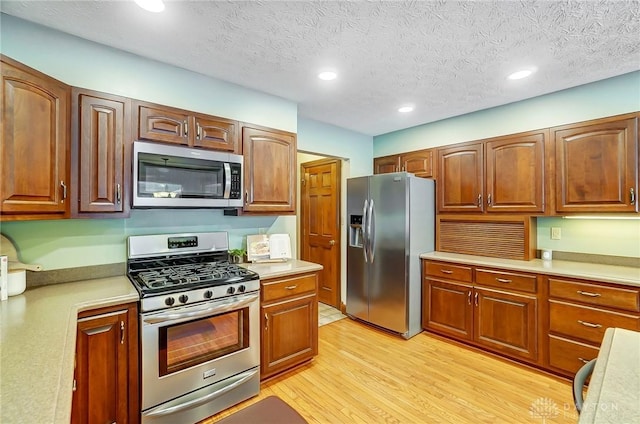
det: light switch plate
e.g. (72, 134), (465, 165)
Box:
(551, 227), (561, 240)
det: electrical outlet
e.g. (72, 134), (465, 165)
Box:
(551, 227), (561, 240)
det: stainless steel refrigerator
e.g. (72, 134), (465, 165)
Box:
(346, 172), (434, 339)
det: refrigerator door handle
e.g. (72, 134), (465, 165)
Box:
(362, 199), (369, 262)
(368, 199), (375, 263)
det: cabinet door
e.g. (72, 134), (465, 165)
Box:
(72, 89), (131, 216)
(72, 310), (130, 424)
(422, 279), (473, 340)
(193, 114), (238, 152)
(261, 293), (318, 379)
(554, 116), (638, 213)
(400, 149), (433, 178)
(437, 143), (484, 212)
(1, 55), (70, 218)
(242, 125), (296, 213)
(373, 155), (400, 174)
(135, 102), (190, 145)
(485, 132), (545, 213)
(474, 287), (538, 362)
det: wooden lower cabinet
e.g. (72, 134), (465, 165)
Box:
(547, 276), (640, 377)
(72, 303), (139, 424)
(422, 260), (539, 365)
(260, 272), (318, 380)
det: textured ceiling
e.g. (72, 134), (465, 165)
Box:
(1, 1), (639, 136)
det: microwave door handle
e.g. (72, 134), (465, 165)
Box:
(223, 163), (232, 199)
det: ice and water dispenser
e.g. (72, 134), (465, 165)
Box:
(349, 215), (364, 248)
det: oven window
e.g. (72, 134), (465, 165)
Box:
(159, 307), (249, 376)
(138, 152), (224, 199)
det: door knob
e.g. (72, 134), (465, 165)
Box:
(329, 240), (336, 246)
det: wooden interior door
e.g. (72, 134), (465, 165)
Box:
(300, 158), (341, 308)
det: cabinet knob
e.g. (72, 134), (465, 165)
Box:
(329, 240), (336, 246)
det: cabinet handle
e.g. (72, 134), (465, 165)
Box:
(285, 285), (298, 290)
(467, 291), (471, 305)
(440, 269), (453, 275)
(477, 194), (482, 207)
(72, 379), (77, 392)
(474, 292), (479, 306)
(401, 166), (405, 171)
(183, 120), (188, 137)
(631, 188), (636, 205)
(120, 321), (125, 344)
(245, 191), (248, 204)
(487, 193), (492, 206)
(264, 313), (268, 330)
(60, 181), (67, 202)
(577, 320), (602, 329)
(577, 290), (601, 298)
(116, 184), (121, 204)
(496, 278), (512, 284)
(196, 122), (201, 140)
(578, 357), (591, 364)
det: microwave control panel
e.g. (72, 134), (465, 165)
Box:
(230, 164), (242, 199)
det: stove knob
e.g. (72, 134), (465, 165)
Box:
(179, 294), (189, 303)
(203, 290), (213, 299)
(238, 285), (246, 293)
(165, 297), (175, 306)
(227, 286), (236, 295)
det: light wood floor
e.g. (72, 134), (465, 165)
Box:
(202, 318), (578, 423)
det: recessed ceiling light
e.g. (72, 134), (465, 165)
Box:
(135, 0), (165, 13)
(318, 71), (337, 81)
(398, 105), (414, 113)
(508, 68), (537, 80)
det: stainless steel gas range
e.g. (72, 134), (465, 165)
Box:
(127, 232), (260, 424)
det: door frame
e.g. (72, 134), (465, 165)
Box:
(299, 157), (342, 309)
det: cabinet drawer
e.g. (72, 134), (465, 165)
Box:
(548, 335), (599, 376)
(262, 274), (317, 302)
(549, 278), (640, 312)
(424, 261), (473, 283)
(476, 269), (537, 293)
(549, 301), (640, 344)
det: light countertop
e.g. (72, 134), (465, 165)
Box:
(0, 261), (322, 424)
(420, 252), (640, 287)
(240, 259), (323, 279)
(579, 328), (640, 423)
(0, 276), (139, 424)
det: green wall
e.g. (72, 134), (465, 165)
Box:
(374, 72), (640, 259)
(0, 14), (374, 271)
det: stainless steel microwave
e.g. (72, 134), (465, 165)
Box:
(132, 141), (243, 208)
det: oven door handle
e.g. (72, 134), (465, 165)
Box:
(141, 368), (259, 418)
(143, 293), (259, 325)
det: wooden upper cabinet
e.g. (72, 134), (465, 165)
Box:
(134, 101), (238, 152)
(192, 114), (238, 151)
(242, 125), (297, 213)
(437, 142), (484, 213)
(1, 55), (70, 220)
(374, 149), (434, 178)
(554, 114), (638, 213)
(485, 131), (546, 213)
(71, 88), (131, 217)
(400, 149), (434, 178)
(136, 102), (189, 145)
(373, 155), (400, 174)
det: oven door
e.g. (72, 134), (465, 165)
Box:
(140, 292), (260, 410)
